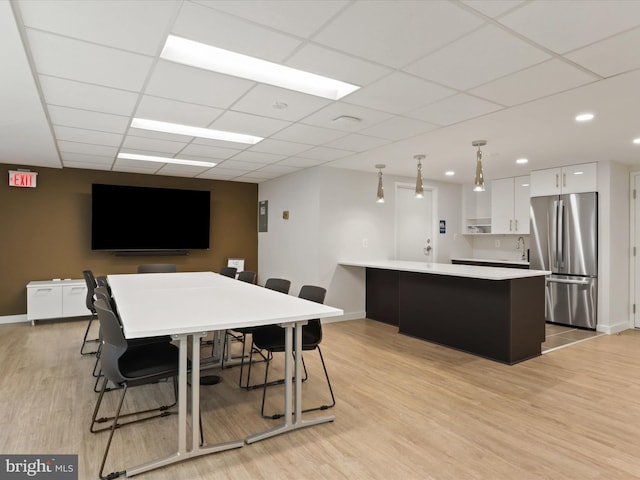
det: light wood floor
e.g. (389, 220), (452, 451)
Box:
(2, 318), (640, 479)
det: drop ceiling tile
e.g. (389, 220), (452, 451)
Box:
(211, 111), (291, 138)
(344, 72), (455, 114)
(233, 176), (262, 183)
(17, 0), (177, 55)
(58, 140), (118, 157)
(194, 0), (348, 38)
(272, 123), (346, 145)
(154, 164), (209, 176)
(255, 164), (301, 175)
(112, 158), (162, 173)
(313, 0), (482, 68)
(62, 161), (111, 171)
(135, 96), (224, 127)
(278, 157), (327, 168)
(285, 43), (392, 87)
(459, 0), (526, 18)
(297, 146), (352, 161)
(216, 159), (264, 171)
(324, 134), (391, 152)
(566, 27), (640, 78)
(248, 138), (313, 156)
(196, 170), (240, 180)
(197, 166), (249, 178)
(180, 143), (242, 159)
(40, 76), (138, 116)
(358, 116), (439, 141)
(121, 135), (187, 155)
(126, 129), (195, 144)
(54, 125), (123, 147)
(26, 30), (153, 92)
(407, 93), (502, 126)
(60, 152), (114, 166)
(190, 138), (247, 151)
(230, 151), (286, 165)
(499, 0), (640, 54)
(231, 85), (331, 122)
(171, 1), (302, 62)
(405, 25), (550, 90)
(240, 169), (281, 180)
(301, 102), (393, 133)
(145, 60), (255, 109)
(470, 59), (598, 106)
(48, 106), (129, 134)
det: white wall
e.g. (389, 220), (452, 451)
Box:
(258, 166), (467, 320)
(471, 235), (530, 262)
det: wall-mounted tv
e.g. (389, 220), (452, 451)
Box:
(91, 183), (211, 251)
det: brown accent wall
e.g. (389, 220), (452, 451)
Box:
(0, 165), (258, 316)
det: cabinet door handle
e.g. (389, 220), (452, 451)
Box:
(563, 173), (566, 187)
(509, 219), (513, 231)
(515, 219), (518, 231)
(555, 173), (559, 188)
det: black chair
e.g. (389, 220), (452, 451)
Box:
(81, 270), (100, 355)
(137, 264), (176, 273)
(219, 267), (237, 278)
(238, 278), (291, 389)
(91, 298), (182, 479)
(237, 271), (256, 284)
(253, 285), (335, 419)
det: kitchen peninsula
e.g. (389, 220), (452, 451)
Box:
(339, 260), (550, 365)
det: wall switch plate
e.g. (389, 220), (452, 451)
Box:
(495, 239), (500, 247)
(362, 238), (368, 248)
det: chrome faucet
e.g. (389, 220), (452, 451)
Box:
(516, 236), (526, 260)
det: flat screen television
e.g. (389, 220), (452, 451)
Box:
(91, 183), (211, 251)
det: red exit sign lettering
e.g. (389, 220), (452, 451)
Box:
(9, 170), (38, 188)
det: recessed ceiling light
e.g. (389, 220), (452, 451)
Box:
(445, 171), (455, 176)
(633, 138), (640, 144)
(332, 115), (362, 124)
(272, 102), (288, 110)
(516, 158), (528, 164)
(575, 113), (594, 122)
(161, 35), (360, 100)
(573, 171), (584, 175)
(521, 183), (530, 187)
(117, 152), (217, 168)
(131, 118), (262, 144)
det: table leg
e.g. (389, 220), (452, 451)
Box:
(245, 321), (335, 445)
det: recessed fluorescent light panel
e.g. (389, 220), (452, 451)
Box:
(131, 118), (262, 145)
(117, 153), (217, 168)
(161, 35), (360, 100)
(575, 113), (594, 122)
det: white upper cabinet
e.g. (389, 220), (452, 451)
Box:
(491, 176), (530, 234)
(530, 162), (597, 197)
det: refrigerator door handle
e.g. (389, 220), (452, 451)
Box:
(551, 200), (558, 268)
(546, 277), (591, 286)
(557, 199), (564, 267)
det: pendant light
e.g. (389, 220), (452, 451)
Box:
(375, 164), (385, 203)
(414, 154), (425, 198)
(472, 140), (486, 192)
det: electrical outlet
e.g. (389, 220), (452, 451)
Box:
(362, 238), (368, 248)
(495, 239), (500, 247)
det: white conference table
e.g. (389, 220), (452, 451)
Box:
(107, 271), (343, 477)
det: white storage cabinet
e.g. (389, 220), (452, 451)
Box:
(27, 279), (89, 325)
(530, 162), (597, 197)
(491, 176), (530, 234)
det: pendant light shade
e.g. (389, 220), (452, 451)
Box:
(472, 140), (486, 192)
(414, 154), (425, 198)
(375, 164), (385, 203)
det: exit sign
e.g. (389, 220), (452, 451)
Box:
(9, 170), (38, 188)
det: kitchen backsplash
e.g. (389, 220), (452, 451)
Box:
(470, 235), (530, 262)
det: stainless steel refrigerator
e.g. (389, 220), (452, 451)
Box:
(530, 192), (597, 329)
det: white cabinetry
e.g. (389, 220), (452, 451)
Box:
(27, 279), (89, 325)
(462, 183), (492, 234)
(530, 162), (597, 196)
(491, 176), (530, 234)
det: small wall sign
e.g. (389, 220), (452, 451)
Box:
(439, 220), (446, 234)
(9, 170), (38, 188)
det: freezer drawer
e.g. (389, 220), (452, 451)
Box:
(545, 275), (597, 329)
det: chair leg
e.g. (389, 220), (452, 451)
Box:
(80, 314), (100, 355)
(98, 383), (128, 480)
(259, 352), (273, 418)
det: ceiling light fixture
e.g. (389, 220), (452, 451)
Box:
(516, 158), (528, 164)
(445, 171), (455, 176)
(414, 154), (425, 198)
(472, 140), (486, 192)
(375, 164), (386, 203)
(161, 35), (360, 101)
(117, 152), (217, 168)
(575, 113), (594, 122)
(131, 118), (262, 144)
(633, 138), (640, 145)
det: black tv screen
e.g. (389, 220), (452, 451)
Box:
(91, 183), (211, 251)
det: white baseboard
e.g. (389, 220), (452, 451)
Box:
(321, 310), (366, 324)
(597, 320), (630, 335)
(0, 314), (29, 325)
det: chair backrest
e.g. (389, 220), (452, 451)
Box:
(237, 271), (256, 284)
(83, 270), (97, 313)
(298, 285), (326, 346)
(137, 264), (176, 273)
(264, 278), (291, 294)
(94, 285), (117, 316)
(94, 298), (128, 385)
(219, 267), (237, 278)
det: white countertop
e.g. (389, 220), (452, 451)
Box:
(451, 257), (530, 266)
(339, 260), (549, 280)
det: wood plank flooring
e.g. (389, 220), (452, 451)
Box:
(2, 318), (640, 479)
